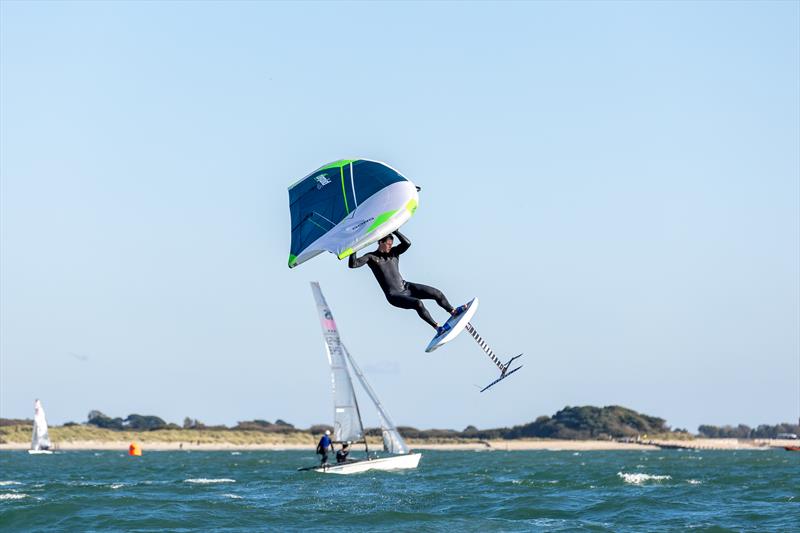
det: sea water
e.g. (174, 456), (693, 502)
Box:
(0, 449), (797, 531)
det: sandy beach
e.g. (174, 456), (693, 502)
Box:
(0, 439), (657, 452)
(643, 438), (798, 451)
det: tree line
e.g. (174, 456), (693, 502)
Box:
(3, 406), (793, 440)
(85, 411), (301, 433)
(82, 405), (674, 439)
(697, 423), (799, 439)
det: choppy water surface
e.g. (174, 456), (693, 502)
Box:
(1, 449), (797, 531)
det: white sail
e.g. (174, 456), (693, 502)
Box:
(31, 399), (51, 451)
(343, 345), (410, 455)
(310, 282), (364, 443)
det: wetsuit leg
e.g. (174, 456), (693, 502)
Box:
(386, 292), (438, 329)
(406, 282), (455, 313)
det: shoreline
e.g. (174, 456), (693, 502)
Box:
(2, 438), (796, 452)
(0, 440), (658, 452)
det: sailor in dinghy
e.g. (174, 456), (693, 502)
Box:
(316, 430), (333, 466)
(298, 283), (422, 474)
(336, 443), (351, 464)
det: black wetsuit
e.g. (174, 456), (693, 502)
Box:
(349, 231), (453, 328)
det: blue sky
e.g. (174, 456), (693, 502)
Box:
(1, 1), (798, 432)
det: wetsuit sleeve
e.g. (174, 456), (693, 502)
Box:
(393, 231), (410, 256)
(348, 251), (372, 268)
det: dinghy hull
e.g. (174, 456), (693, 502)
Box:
(313, 452), (422, 475)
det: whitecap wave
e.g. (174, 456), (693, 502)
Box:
(617, 472), (672, 484)
(223, 493), (243, 499)
(184, 478), (235, 484)
(0, 481), (21, 486)
(110, 483), (125, 489)
(230, 452), (241, 456)
(687, 479), (702, 485)
(0, 493), (28, 500)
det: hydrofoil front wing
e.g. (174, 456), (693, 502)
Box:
(479, 354), (523, 392)
(463, 323), (523, 392)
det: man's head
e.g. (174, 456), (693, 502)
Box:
(324, 430), (331, 436)
(377, 234), (394, 253)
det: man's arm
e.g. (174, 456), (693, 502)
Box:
(393, 230), (411, 255)
(348, 251), (372, 268)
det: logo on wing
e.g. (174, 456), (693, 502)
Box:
(345, 217), (374, 234)
(315, 173), (331, 189)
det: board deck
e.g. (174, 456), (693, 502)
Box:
(425, 297), (479, 353)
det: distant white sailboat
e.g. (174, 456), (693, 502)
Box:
(300, 282), (422, 475)
(28, 399), (53, 454)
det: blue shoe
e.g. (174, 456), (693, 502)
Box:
(452, 304), (469, 316)
(436, 323), (452, 337)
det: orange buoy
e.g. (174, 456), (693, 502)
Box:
(129, 442), (142, 456)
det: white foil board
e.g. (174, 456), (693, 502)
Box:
(425, 297), (479, 353)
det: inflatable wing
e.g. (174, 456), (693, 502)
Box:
(287, 159), (419, 268)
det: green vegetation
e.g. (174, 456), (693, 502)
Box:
(507, 405), (670, 439)
(0, 418), (30, 427)
(698, 423), (800, 439)
(0, 423), (317, 445)
(233, 419), (297, 433)
(395, 405), (672, 440)
(88, 411), (174, 431)
(3, 406), (795, 445)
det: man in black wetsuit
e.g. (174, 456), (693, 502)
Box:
(348, 231), (466, 336)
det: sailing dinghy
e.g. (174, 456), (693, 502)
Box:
(28, 399), (53, 454)
(299, 282), (422, 474)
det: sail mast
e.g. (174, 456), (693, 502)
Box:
(310, 282), (365, 446)
(343, 344), (410, 455)
(348, 354), (369, 457)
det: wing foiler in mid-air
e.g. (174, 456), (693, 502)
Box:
(287, 158), (521, 392)
(287, 159), (419, 269)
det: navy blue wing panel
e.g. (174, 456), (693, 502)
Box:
(289, 160), (408, 259)
(351, 160), (407, 205)
(289, 168), (349, 258)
